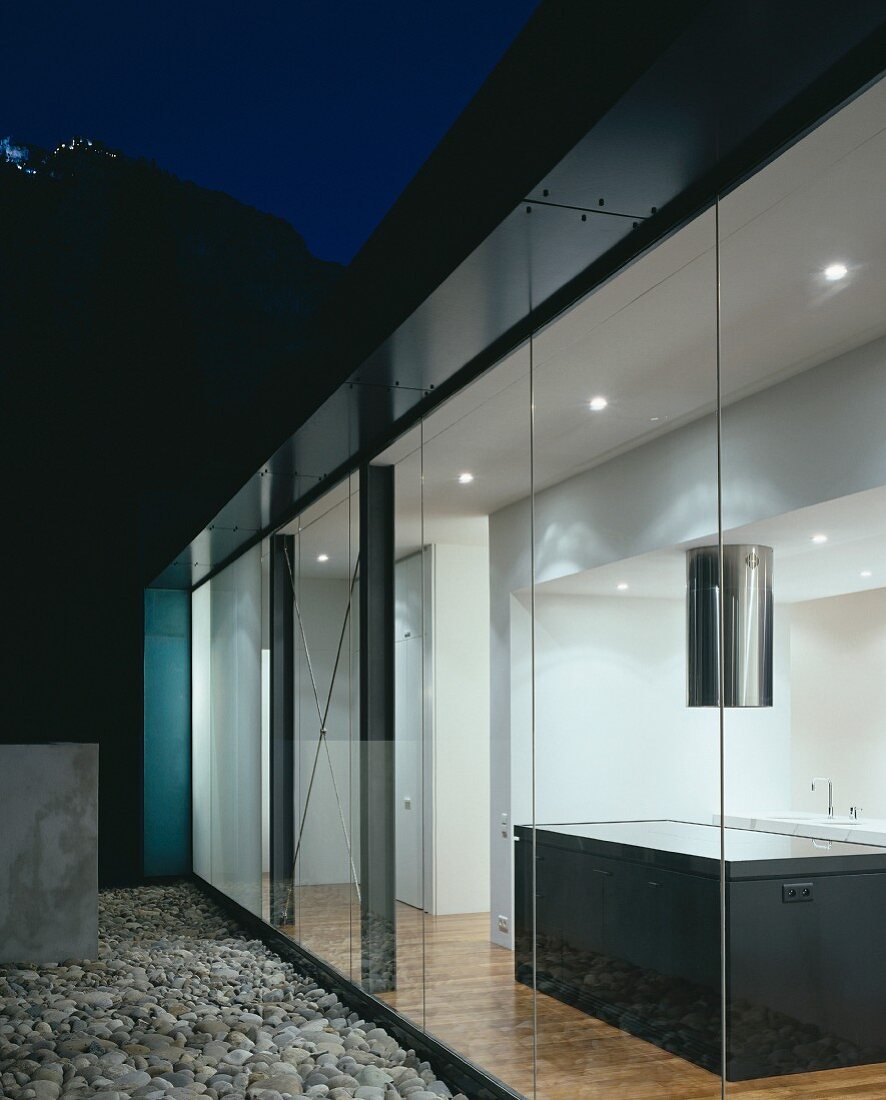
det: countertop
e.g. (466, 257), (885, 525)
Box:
(515, 819), (886, 880)
(717, 812), (886, 847)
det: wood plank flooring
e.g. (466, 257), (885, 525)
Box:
(272, 883), (886, 1099)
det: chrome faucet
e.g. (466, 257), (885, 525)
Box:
(850, 806), (863, 821)
(812, 777), (834, 819)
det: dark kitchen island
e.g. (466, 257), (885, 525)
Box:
(514, 820), (886, 1080)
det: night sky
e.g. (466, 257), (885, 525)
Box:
(1, 1), (538, 264)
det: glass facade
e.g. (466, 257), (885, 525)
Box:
(191, 543), (265, 918)
(191, 77), (886, 1097)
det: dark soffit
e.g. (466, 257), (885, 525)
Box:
(148, 0), (886, 590)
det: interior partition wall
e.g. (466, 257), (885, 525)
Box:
(191, 76), (886, 1099)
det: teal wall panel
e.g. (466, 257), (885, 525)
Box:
(144, 589), (190, 876)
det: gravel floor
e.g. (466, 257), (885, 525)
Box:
(0, 883), (465, 1100)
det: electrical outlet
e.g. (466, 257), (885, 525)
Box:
(497, 914), (509, 934)
(782, 882), (814, 903)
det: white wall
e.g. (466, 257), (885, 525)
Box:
(527, 593), (791, 824)
(790, 588), (886, 819)
(431, 544), (491, 915)
(394, 545), (492, 916)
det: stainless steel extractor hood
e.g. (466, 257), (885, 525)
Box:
(687, 544), (773, 707)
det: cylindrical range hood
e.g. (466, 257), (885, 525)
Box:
(687, 544), (773, 707)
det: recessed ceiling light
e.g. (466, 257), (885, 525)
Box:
(860, 570), (872, 578)
(811, 534), (828, 544)
(649, 416), (660, 423)
(317, 553), (329, 563)
(616, 582), (629, 591)
(589, 395), (608, 411)
(823, 262), (848, 282)
(458, 472), (474, 485)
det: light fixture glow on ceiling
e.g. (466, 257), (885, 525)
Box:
(458, 472), (474, 484)
(823, 262), (848, 282)
(317, 553), (329, 563)
(617, 582), (629, 591)
(811, 534), (828, 544)
(589, 395), (608, 411)
(860, 570), (872, 578)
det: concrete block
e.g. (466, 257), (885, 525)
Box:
(0, 743), (99, 962)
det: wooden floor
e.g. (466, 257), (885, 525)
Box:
(272, 883), (886, 1099)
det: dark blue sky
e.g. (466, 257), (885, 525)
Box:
(2, 1), (537, 263)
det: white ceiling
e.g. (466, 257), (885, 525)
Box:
(365, 79), (886, 600)
(378, 80), (885, 497)
(277, 476), (358, 581)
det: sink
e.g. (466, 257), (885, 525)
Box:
(767, 814), (862, 826)
(717, 813), (886, 847)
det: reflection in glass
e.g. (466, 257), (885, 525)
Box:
(272, 477), (361, 981)
(529, 200), (721, 1096)
(192, 73), (886, 1100)
(374, 350), (535, 1094)
(720, 77), (886, 1090)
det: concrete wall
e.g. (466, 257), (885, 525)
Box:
(0, 744), (99, 963)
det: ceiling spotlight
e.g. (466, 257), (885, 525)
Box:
(317, 553), (329, 563)
(823, 262), (848, 282)
(458, 472), (474, 485)
(811, 534), (828, 544)
(616, 582), (629, 591)
(589, 396), (608, 411)
(860, 570), (872, 578)
(649, 416), (661, 423)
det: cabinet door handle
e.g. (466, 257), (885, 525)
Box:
(648, 881), (662, 888)
(593, 868), (612, 877)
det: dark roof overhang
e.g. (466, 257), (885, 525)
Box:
(147, 0), (886, 589)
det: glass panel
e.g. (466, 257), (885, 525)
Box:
(287, 477), (361, 977)
(373, 425), (427, 1026)
(191, 581), (212, 882)
(420, 345), (535, 1095)
(720, 77), (886, 1093)
(531, 202), (722, 1096)
(207, 544), (263, 916)
(261, 539), (271, 922)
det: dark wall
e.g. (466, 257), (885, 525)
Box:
(0, 151), (337, 886)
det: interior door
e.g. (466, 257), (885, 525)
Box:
(394, 554), (424, 908)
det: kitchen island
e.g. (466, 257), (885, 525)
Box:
(514, 820), (886, 1080)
